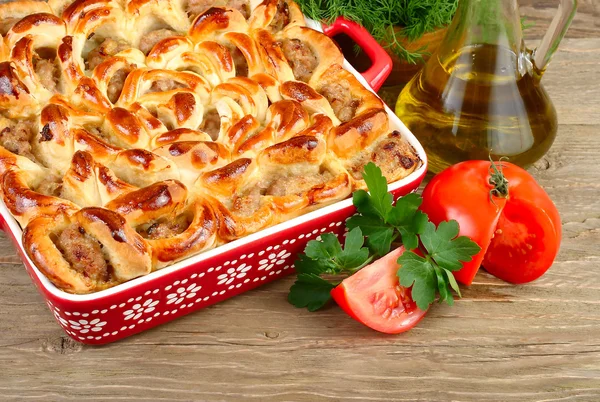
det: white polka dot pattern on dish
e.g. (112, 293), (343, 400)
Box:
(166, 283), (202, 305)
(258, 250), (291, 271)
(67, 318), (107, 334)
(52, 308), (69, 327)
(123, 299), (159, 321)
(217, 263), (252, 285)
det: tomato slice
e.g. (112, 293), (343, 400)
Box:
(331, 247), (428, 334)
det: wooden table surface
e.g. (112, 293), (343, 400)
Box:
(1, 2), (599, 401)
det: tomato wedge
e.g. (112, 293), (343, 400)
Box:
(482, 165), (562, 284)
(331, 247), (428, 334)
(420, 160), (561, 285)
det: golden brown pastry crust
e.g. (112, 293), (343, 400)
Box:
(0, 0), (420, 293)
(23, 207), (152, 293)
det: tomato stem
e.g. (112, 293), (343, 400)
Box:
(489, 156), (509, 200)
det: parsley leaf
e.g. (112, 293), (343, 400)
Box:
(346, 215), (388, 235)
(388, 193), (428, 250)
(336, 227), (371, 269)
(293, 253), (327, 275)
(421, 221), (481, 271)
(444, 268), (462, 298)
(288, 228), (371, 311)
(396, 251), (436, 310)
(354, 163), (393, 220)
(352, 189), (382, 219)
(346, 215), (392, 256)
(304, 233), (342, 271)
(288, 273), (336, 312)
(301, 228), (371, 273)
(387, 193), (422, 226)
(365, 227), (394, 257)
(397, 221), (481, 310)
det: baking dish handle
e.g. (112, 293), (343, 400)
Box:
(322, 17), (393, 92)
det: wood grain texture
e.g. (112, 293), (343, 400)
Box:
(1, 6), (600, 402)
(520, 0), (600, 39)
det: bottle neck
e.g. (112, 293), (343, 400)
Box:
(437, 0), (533, 77)
(444, 0), (524, 53)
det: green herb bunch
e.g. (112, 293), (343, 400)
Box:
(295, 0), (459, 63)
(288, 163), (481, 312)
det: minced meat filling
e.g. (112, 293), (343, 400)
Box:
(201, 109), (221, 140)
(232, 187), (261, 217)
(0, 121), (36, 161)
(186, 0), (213, 18)
(319, 83), (359, 123)
(33, 57), (60, 93)
(228, 46), (249, 77)
(35, 175), (63, 197)
(148, 78), (187, 93)
(231, 170), (333, 215)
(187, 0), (250, 20)
(107, 65), (134, 104)
(372, 132), (418, 173)
(56, 225), (109, 283)
(282, 39), (317, 83)
(139, 29), (178, 55)
(265, 170), (332, 197)
(86, 38), (131, 71)
(349, 131), (419, 180)
(270, 0), (290, 32)
(138, 214), (190, 240)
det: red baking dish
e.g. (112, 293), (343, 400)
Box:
(0, 17), (427, 344)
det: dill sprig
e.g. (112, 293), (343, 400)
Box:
(296, 0), (458, 63)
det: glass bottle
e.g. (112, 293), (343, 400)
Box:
(395, 0), (577, 173)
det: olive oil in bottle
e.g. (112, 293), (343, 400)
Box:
(394, 0), (576, 173)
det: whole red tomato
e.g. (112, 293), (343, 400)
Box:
(420, 160), (561, 285)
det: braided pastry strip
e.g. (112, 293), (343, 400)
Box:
(24, 207), (153, 293)
(0, 0), (420, 294)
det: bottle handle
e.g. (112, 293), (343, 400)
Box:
(532, 0), (577, 73)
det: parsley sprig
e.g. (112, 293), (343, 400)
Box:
(288, 163), (481, 312)
(348, 163), (429, 256)
(397, 220), (480, 309)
